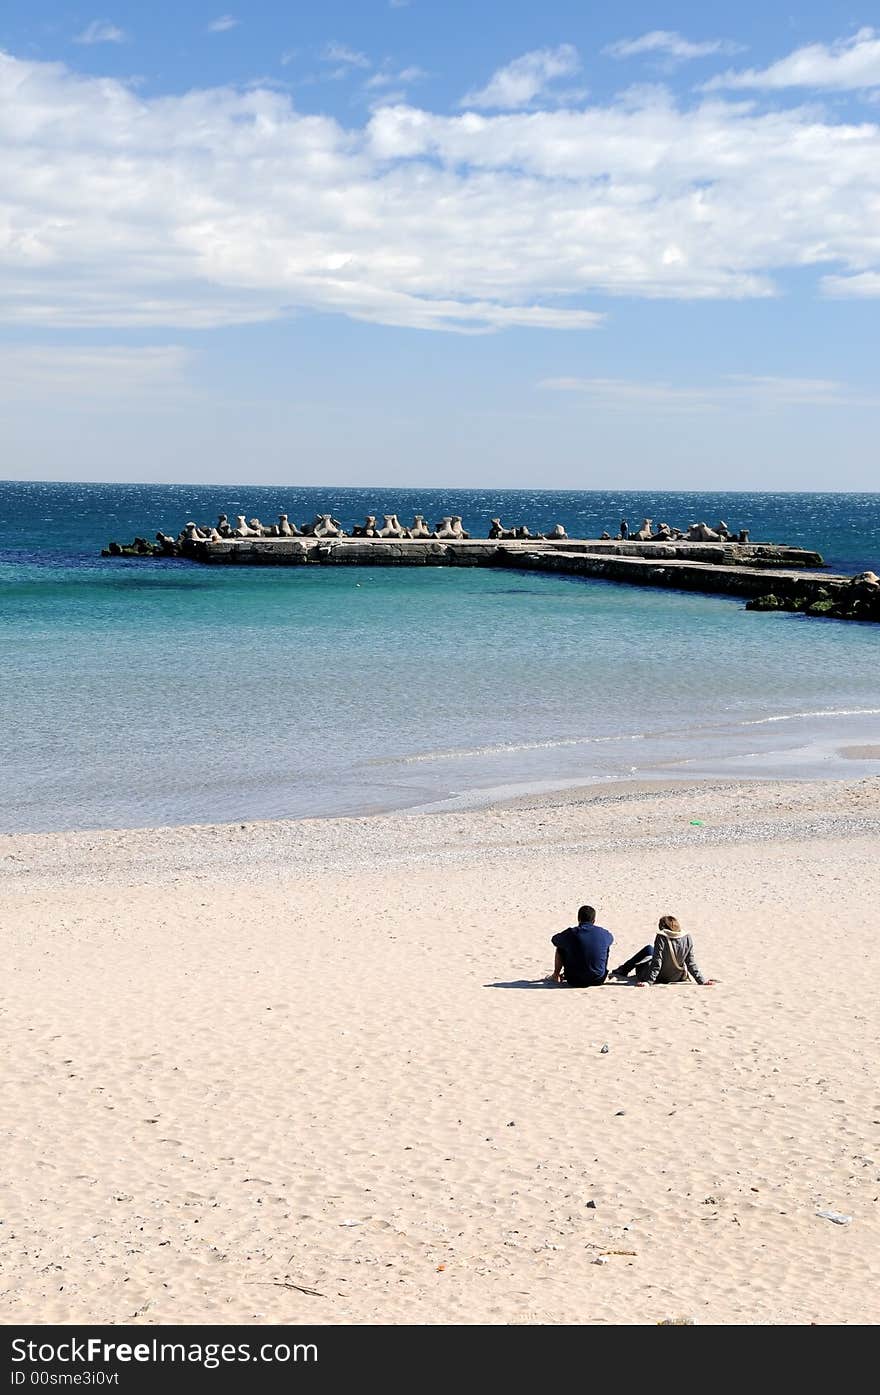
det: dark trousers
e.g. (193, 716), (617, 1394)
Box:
(616, 945), (654, 980)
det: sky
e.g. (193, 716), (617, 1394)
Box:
(1, 1), (879, 489)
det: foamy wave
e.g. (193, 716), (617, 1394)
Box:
(740, 708), (880, 727)
(372, 732), (647, 766)
(371, 707), (880, 769)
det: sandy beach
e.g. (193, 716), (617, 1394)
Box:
(2, 776), (878, 1326)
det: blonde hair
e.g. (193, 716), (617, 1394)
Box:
(658, 914), (681, 933)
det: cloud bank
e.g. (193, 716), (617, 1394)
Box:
(2, 46), (880, 336)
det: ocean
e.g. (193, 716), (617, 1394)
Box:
(1, 482), (879, 834)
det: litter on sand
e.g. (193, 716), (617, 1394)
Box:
(816, 1209), (852, 1225)
(689, 819), (704, 826)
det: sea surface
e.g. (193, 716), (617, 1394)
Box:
(1, 482), (879, 833)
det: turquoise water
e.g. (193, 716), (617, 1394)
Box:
(1, 483), (879, 832)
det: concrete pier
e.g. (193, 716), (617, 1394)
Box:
(191, 534), (824, 572)
(104, 525), (880, 619)
(184, 534), (842, 602)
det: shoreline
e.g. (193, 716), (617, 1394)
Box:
(4, 732), (880, 843)
(3, 772), (879, 885)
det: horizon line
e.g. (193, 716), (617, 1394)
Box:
(2, 479), (879, 497)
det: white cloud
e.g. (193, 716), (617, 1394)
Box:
(539, 374), (878, 410)
(365, 64), (426, 91)
(605, 31), (744, 62)
(74, 20), (126, 46)
(705, 27), (880, 91)
(462, 45), (580, 109)
(323, 42), (370, 70)
(0, 345), (190, 401)
(207, 16), (239, 34)
(823, 270), (880, 296)
(2, 50), (880, 333)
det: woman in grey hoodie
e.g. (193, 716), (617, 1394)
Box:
(612, 915), (715, 986)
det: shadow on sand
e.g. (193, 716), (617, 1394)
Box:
(485, 978), (633, 989)
(484, 979), (558, 990)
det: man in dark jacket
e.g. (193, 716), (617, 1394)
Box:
(549, 906), (613, 987)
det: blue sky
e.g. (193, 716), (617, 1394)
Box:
(1, 2), (879, 488)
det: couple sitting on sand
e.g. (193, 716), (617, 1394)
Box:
(549, 905), (715, 988)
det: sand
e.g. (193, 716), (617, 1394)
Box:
(1, 777), (878, 1326)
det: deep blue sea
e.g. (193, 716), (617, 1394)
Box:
(2, 482), (879, 833)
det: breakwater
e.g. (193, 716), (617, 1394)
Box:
(187, 534), (824, 570)
(190, 537), (880, 619)
(101, 518), (880, 621)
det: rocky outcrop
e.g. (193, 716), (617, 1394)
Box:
(102, 536), (160, 557)
(746, 571), (880, 622)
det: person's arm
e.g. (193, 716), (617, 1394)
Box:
(602, 931), (614, 978)
(685, 939), (707, 985)
(635, 936), (664, 987)
(548, 933), (565, 982)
